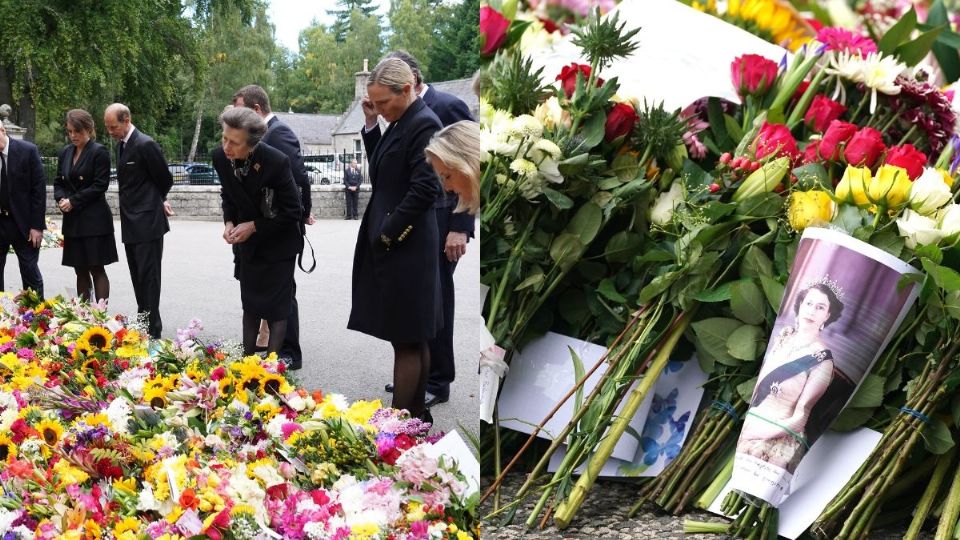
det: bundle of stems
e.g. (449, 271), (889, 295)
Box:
(811, 337), (960, 540)
(631, 395), (748, 514)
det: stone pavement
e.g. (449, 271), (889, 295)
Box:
(4, 218), (480, 438)
(482, 474), (929, 539)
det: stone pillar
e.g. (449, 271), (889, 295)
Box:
(0, 104), (27, 140)
(354, 59), (370, 102)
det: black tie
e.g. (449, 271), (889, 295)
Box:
(117, 140), (125, 161)
(0, 153), (9, 212)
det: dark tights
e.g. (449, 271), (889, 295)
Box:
(242, 311), (287, 356)
(75, 266), (109, 302)
(391, 341), (430, 418)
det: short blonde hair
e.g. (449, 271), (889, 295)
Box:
(368, 58), (415, 94)
(425, 121), (480, 214)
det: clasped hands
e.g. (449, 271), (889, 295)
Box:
(223, 221), (256, 244)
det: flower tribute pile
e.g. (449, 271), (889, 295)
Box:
(0, 292), (478, 540)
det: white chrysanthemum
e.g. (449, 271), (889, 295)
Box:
(137, 483), (161, 512)
(285, 392), (306, 411)
(18, 439), (41, 458)
(509, 158), (538, 177)
(264, 415), (288, 439)
(508, 115), (543, 140)
(859, 52), (904, 94)
(0, 409), (17, 431)
(251, 463), (285, 488)
(518, 16), (562, 56)
(117, 367), (151, 399)
(106, 397), (132, 435)
(204, 433), (226, 450)
(531, 138), (562, 159)
(537, 157), (564, 184)
(518, 174), (546, 200)
(826, 50), (865, 82)
(226, 464), (267, 511)
(0, 391), (16, 410)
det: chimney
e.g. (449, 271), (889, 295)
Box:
(354, 59), (370, 102)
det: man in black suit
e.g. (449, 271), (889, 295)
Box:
(343, 159), (362, 219)
(232, 85), (313, 370)
(0, 123), (45, 296)
(383, 51), (475, 407)
(104, 103), (174, 339)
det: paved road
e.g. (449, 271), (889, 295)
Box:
(5, 218), (480, 438)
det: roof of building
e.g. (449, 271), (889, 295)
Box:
(332, 76), (478, 136)
(273, 112), (340, 146)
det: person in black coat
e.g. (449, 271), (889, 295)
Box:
(344, 159), (362, 219)
(0, 123), (45, 297)
(383, 50), (476, 407)
(231, 85), (313, 370)
(213, 106), (303, 357)
(54, 109), (119, 302)
(348, 58), (442, 422)
(104, 103), (174, 338)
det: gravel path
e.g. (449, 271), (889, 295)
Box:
(482, 475), (930, 539)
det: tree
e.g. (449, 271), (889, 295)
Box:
(427, 0), (479, 82)
(327, 0), (378, 42)
(387, 0), (439, 80)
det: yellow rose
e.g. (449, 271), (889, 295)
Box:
(938, 168), (955, 188)
(788, 190), (834, 231)
(835, 166), (871, 206)
(868, 165), (912, 207)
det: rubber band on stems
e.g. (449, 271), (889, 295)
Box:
(899, 406), (930, 424)
(710, 400), (740, 421)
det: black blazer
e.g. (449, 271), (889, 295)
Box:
(344, 166), (362, 188)
(115, 129), (173, 244)
(213, 143), (303, 263)
(264, 117), (311, 217)
(423, 86), (476, 236)
(3, 138), (46, 238)
(54, 141), (114, 237)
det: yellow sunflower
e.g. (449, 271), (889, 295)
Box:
(80, 327), (113, 351)
(17, 405), (42, 422)
(143, 386), (169, 409)
(34, 418), (65, 446)
(693, 0), (814, 51)
(72, 338), (92, 360)
(0, 433), (17, 462)
(217, 376), (236, 397)
(112, 516), (141, 538)
(259, 373), (288, 396)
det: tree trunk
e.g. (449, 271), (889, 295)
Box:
(188, 99), (203, 162)
(18, 93), (36, 142)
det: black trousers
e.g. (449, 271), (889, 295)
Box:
(279, 279), (302, 364)
(427, 207), (458, 397)
(125, 238), (163, 338)
(345, 188), (359, 219)
(0, 216), (43, 297)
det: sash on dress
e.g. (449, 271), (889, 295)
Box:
(751, 349), (834, 407)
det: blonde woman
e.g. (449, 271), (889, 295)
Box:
(425, 120), (480, 215)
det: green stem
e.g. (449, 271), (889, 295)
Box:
(695, 447), (735, 510)
(683, 520), (731, 534)
(553, 310), (695, 528)
(936, 455), (960, 540)
(898, 124), (919, 147)
(906, 447), (955, 540)
(486, 206), (542, 334)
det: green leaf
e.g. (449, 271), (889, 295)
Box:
(638, 271), (678, 304)
(847, 374), (885, 408)
(569, 346), (586, 411)
(682, 159), (714, 190)
(923, 417), (955, 454)
(723, 113), (744, 144)
(791, 163), (828, 189)
(693, 281), (734, 303)
(831, 407), (874, 431)
(610, 152), (641, 182)
(895, 24), (946, 66)
(726, 324), (765, 362)
(701, 201), (738, 222)
(878, 7), (917, 54)
(567, 202), (604, 245)
(871, 229), (904, 258)
(731, 280), (766, 325)
(636, 248), (674, 263)
(604, 231), (643, 263)
(598, 176), (624, 190)
(692, 318), (742, 367)
(736, 377), (757, 403)
(549, 233), (584, 270)
(926, 1), (960, 83)
(542, 187), (574, 209)
(922, 258), (960, 292)
(759, 275), (785, 312)
(514, 269), (545, 291)
(945, 292), (960, 322)
(580, 110), (607, 150)
(831, 205), (865, 234)
(916, 244), (944, 265)
(736, 192), (784, 218)
(598, 278), (628, 303)
(952, 391), (960, 428)
(741, 245), (774, 278)
(707, 97), (734, 149)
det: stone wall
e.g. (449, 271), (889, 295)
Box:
(45, 184), (372, 220)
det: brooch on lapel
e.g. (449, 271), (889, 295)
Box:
(253, 163), (261, 172)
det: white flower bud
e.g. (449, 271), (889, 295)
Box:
(897, 209), (944, 249)
(649, 182), (685, 226)
(909, 167), (952, 215)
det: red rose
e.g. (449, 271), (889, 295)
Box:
(480, 6), (510, 57)
(884, 144), (927, 180)
(843, 127), (886, 168)
(819, 120), (857, 161)
(604, 102), (639, 142)
(803, 140), (821, 163)
(556, 63), (603, 98)
(730, 54), (779, 100)
(804, 95), (847, 132)
(755, 122), (799, 160)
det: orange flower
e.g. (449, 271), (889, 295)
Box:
(179, 488), (200, 510)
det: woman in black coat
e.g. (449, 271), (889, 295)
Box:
(348, 58), (443, 422)
(54, 108), (119, 302)
(212, 106), (303, 357)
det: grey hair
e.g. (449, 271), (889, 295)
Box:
(219, 106), (266, 146)
(425, 120), (480, 214)
(106, 103), (131, 123)
(367, 58), (415, 94)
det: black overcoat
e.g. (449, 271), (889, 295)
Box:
(115, 129), (173, 244)
(54, 141), (115, 237)
(347, 98), (443, 343)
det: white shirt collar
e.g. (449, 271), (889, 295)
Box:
(264, 112), (276, 123)
(123, 125), (136, 144)
(418, 84), (430, 98)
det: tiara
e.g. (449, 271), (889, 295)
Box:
(801, 274), (845, 301)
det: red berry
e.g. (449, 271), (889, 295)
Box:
(709, 183), (721, 193)
(749, 161), (760, 172)
(719, 152), (732, 164)
(773, 183), (785, 193)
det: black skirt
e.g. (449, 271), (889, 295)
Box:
(62, 234), (119, 268)
(237, 256), (295, 321)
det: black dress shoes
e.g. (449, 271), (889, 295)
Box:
(385, 383), (394, 393)
(280, 356), (302, 371)
(424, 391), (449, 407)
